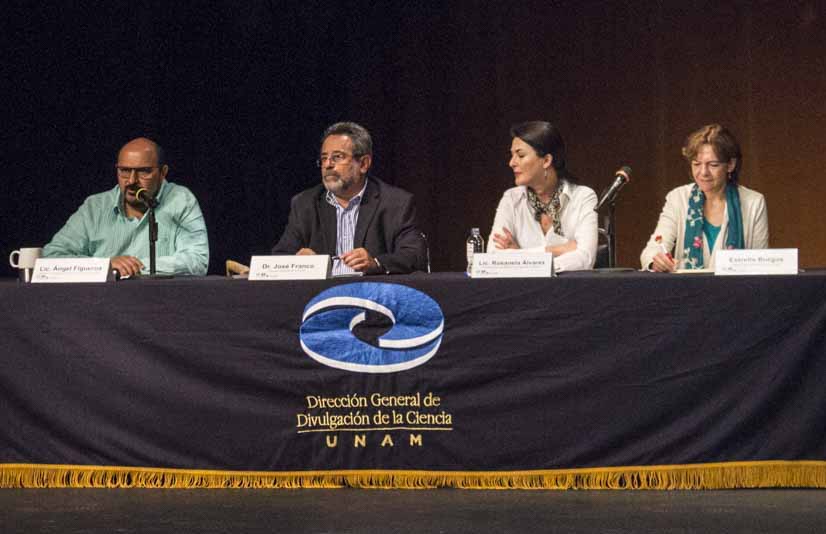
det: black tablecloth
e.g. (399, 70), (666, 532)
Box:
(2, 272), (826, 488)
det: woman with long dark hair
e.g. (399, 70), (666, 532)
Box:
(487, 121), (598, 272)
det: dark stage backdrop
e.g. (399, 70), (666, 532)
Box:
(4, 1), (825, 277)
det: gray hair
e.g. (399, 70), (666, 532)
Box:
(322, 122), (373, 156)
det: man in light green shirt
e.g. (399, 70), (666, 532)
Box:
(43, 138), (209, 276)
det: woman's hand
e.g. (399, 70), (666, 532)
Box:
(545, 239), (577, 257)
(651, 252), (677, 272)
(492, 228), (520, 250)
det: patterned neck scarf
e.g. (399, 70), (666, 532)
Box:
(527, 182), (564, 236)
(682, 183), (745, 269)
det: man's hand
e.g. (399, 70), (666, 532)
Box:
(111, 255), (144, 277)
(296, 248), (316, 256)
(340, 248), (379, 273)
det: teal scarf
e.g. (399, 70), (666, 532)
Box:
(682, 183), (744, 269)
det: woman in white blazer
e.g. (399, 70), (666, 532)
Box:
(641, 124), (769, 271)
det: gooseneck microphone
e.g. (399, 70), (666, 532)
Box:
(595, 166), (632, 211)
(135, 188), (158, 208)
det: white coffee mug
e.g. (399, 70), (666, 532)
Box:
(9, 247), (43, 269)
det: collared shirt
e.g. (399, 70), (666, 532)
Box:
(43, 180), (209, 275)
(325, 181), (367, 276)
(487, 180), (599, 272)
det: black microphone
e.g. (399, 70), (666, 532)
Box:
(135, 188), (158, 208)
(595, 166), (632, 211)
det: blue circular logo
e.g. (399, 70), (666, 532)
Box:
(299, 282), (444, 373)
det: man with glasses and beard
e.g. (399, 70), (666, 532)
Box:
(271, 122), (426, 275)
(43, 137), (209, 277)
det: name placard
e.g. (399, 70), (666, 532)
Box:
(714, 249), (798, 276)
(249, 255), (331, 281)
(470, 253), (553, 278)
(31, 258), (111, 283)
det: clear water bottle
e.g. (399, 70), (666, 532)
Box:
(466, 227), (484, 274)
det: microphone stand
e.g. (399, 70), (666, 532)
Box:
(594, 167), (632, 270)
(420, 232), (431, 274)
(140, 193), (173, 279)
(148, 205), (158, 276)
(598, 202), (617, 268)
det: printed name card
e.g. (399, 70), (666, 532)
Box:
(714, 249), (798, 276)
(249, 255), (331, 281)
(31, 258), (111, 283)
(469, 253), (553, 278)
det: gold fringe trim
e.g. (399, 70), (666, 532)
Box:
(3, 461), (826, 490)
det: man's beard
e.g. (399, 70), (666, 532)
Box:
(124, 185), (146, 208)
(323, 173), (351, 195)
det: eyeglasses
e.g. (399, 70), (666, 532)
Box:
(316, 152), (362, 167)
(116, 166), (159, 179)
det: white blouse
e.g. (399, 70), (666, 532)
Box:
(487, 181), (599, 272)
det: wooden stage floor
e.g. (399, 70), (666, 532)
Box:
(2, 488), (825, 533)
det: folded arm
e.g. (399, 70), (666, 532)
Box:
(552, 188), (598, 272)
